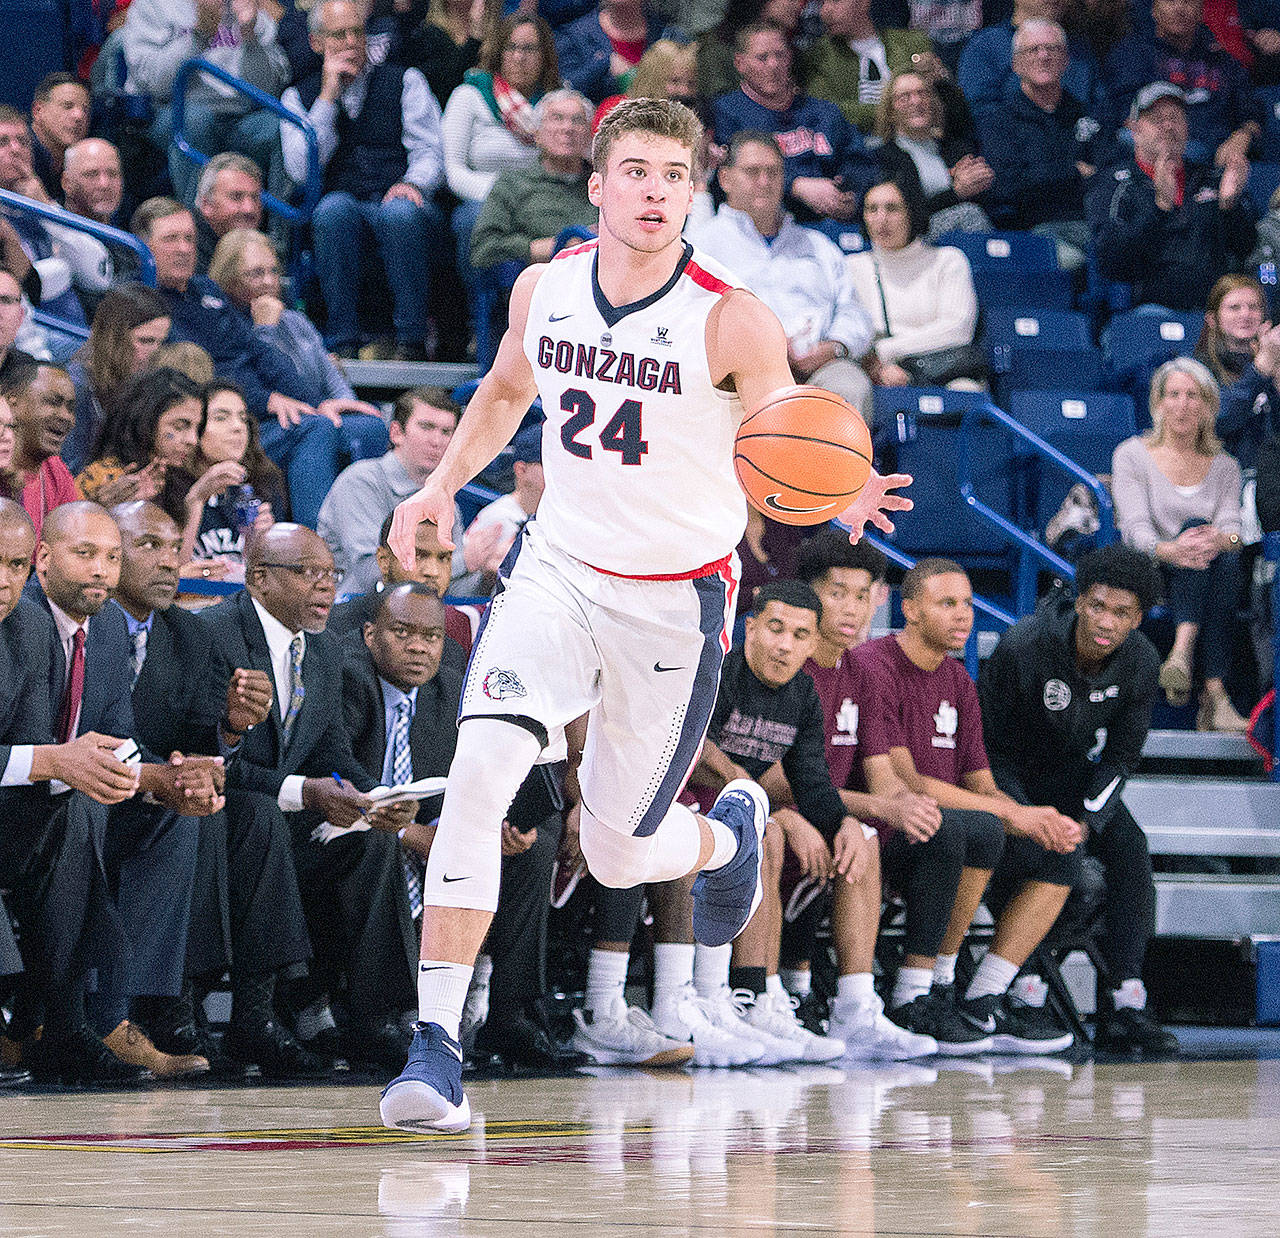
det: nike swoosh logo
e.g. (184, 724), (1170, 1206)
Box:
(763, 493), (834, 515)
(441, 874), (470, 883)
(548, 312), (573, 322)
(653, 663), (685, 673)
(1082, 775), (1122, 814)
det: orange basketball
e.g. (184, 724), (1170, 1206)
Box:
(734, 386), (873, 526)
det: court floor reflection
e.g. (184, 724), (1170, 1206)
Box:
(4, 1057), (1280, 1235)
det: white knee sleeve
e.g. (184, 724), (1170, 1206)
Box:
(580, 800), (702, 889)
(422, 718), (543, 913)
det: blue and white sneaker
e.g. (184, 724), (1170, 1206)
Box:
(380, 1021), (472, 1133)
(692, 779), (768, 947)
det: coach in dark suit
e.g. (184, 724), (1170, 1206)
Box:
(24, 502), (220, 1079)
(203, 524), (413, 1069)
(110, 502), (314, 1072)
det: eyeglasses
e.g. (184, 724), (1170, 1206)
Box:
(259, 563), (341, 584)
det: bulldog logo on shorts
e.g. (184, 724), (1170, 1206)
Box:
(482, 668), (527, 700)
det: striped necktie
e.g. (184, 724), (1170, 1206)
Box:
(281, 633), (305, 746)
(130, 624), (148, 688)
(390, 698), (423, 919)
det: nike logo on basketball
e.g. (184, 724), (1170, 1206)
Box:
(548, 312), (573, 322)
(442, 874), (470, 883)
(654, 663), (684, 673)
(763, 493), (834, 515)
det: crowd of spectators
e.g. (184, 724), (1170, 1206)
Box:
(2, 0), (1280, 1088)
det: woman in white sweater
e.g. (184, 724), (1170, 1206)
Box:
(441, 14), (560, 290)
(1112, 357), (1247, 731)
(846, 176), (982, 390)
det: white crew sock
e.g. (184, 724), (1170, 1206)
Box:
(652, 942), (696, 1016)
(585, 948), (630, 1015)
(780, 967), (812, 997)
(932, 953), (958, 987)
(1112, 978), (1148, 1011)
(472, 953), (493, 989)
(964, 952), (1021, 1002)
(1010, 974), (1049, 1008)
(692, 942), (732, 998)
(704, 819), (738, 870)
(418, 959), (473, 1040)
(765, 973), (786, 1002)
(835, 972), (876, 1012)
(891, 966), (933, 1010)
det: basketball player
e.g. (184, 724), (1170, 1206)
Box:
(380, 99), (910, 1132)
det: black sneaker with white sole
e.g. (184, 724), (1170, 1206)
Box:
(889, 989), (993, 1056)
(959, 993), (1075, 1055)
(1094, 1006), (1179, 1056)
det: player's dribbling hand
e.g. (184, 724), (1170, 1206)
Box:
(840, 471), (913, 543)
(390, 481), (456, 572)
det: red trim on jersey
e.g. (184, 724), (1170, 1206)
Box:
(715, 558), (738, 653)
(586, 552), (735, 582)
(683, 259), (733, 297)
(553, 239), (600, 261)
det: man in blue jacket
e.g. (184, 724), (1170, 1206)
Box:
(131, 196), (342, 527)
(712, 21), (875, 223)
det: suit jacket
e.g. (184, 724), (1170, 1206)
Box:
(130, 603), (223, 759)
(0, 598), (57, 761)
(200, 589), (371, 800)
(23, 577), (136, 745)
(341, 639), (461, 823)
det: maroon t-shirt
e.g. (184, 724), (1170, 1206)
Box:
(803, 652), (873, 793)
(852, 635), (989, 785)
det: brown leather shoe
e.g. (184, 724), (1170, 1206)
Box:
(105, 1019), (210, 1079)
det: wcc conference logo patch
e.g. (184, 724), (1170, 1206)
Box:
(483, 668), (527, 700)
(1043, 679), (1072, 711)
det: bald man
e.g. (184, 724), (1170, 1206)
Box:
(21, 501), (218, 1081)
(51, 139), (127, 313)
(201, 524), (423, 1071)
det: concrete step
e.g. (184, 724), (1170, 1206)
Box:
(1154, 874), (1280, 938)
(1141, 730), (1260, 762)
(1124, 776), (1280, 857)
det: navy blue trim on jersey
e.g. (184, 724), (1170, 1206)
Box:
(457, 522), (549, 747)
(633, 569), (729, 838)
(591, 242), (693, 328)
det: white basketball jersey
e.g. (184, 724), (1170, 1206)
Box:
(523, 239), (748, 577)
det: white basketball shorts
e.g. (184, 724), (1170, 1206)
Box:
(458, 521), (739, 838)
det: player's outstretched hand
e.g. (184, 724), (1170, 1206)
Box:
(840, 471), (913, 543)
(390, 480), (456, 572)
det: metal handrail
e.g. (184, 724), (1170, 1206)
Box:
(1269, 532), (1280, 781)
(956, 398), (1117, 613)
(852, 530), (1017, 676)
(0, 187), (157, 286)
(172, 57), (322, 223)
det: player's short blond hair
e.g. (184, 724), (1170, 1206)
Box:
(592, 97), (703, 179)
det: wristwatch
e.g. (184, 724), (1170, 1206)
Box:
(831, 341), (850, 359)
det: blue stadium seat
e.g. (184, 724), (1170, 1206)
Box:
(801, 218), (868, 254)
(971, 267), (1073, 311)
(934, 229), (1059, 273)
(1249, 161), (1280, 215)
(0, 0), (68, 110)
(995, 346), (1106, 402)
(1256, 85), (1280, 162)
(871, 386), (1015, 562)
(1009, 390), (1136, 531)
(984, 308), (1093, 372)
(1102, 308), (1203, 424)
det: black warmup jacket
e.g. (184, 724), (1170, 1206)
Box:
(977, 590), (1159, 832)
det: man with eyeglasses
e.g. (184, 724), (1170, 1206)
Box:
(281, 0), (445, 362)
(202, 523), (422, 1069)
(958, 0), (1105, 121)
(977, 18), (1101, 271)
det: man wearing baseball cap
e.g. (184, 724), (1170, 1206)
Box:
(1089, 81), (1256, 311)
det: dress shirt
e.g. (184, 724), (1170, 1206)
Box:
(250, 596), (308, 813)
(281, 65), (445, 194)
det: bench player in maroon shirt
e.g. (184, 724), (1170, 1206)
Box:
(855, 558), (1082, 1055)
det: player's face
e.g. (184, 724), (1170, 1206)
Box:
(905, 572), (973, 653)
(744, 599), (820, 688)
(378, 521), (453, 594)
(1074, 583), (1143, 666)
(589, 133), (695, 256)
(364, 588), (446, 691)
(813, 567), (876, 652)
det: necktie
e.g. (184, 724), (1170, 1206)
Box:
(58, 628), (86, 743)
(390, 699), (423, 919)
(281, 633), (305, 746)
(130, 625), (148, 688)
